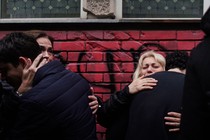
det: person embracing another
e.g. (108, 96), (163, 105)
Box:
(0, 32), (97, 140)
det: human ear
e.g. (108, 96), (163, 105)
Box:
(19, 57), (32, 68)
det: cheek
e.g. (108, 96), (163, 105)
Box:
(47, 55), (54, 61)
(140, 70), (146, 75)
(6, 70), (20, 81)
(7, 70), (22, 85)
(154, 68), (164, 72)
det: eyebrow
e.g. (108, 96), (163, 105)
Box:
(143, 62), (159, 65)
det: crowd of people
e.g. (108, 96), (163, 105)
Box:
(0, 6), (210, 140)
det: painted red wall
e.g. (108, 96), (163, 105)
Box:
(0, 29), (204, 140)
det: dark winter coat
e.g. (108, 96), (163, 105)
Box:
(9, 60), (97, 140)
(180, 7), (210, 140)
(180, 36), (210, 140)
(0, 82), (19, 140)
(126, 71), (184, 140)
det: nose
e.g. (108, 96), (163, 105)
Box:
(146, 66), (153, 74)
(42, 51), (50, 58)
(147, 65), (153, 71)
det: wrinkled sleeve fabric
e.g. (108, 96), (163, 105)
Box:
(97, 86), (132, 127)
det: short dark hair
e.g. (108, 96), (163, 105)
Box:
(166, 50), (189, 71)
(0, 32), (41, 67)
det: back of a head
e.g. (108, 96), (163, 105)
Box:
(0, 32), (41, 67)
(166, 50), (189, 71)
(201, 6), (210, 36)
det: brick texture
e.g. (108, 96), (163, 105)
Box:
(64, 30), (204, 140)
(0, 30), (204, 140)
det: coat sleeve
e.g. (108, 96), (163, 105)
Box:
(96, 86), (133, 127)
(9, 100), (53, 140)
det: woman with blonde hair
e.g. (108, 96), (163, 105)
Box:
(133, 50), (165, 79)
(128, 50), (165, 94)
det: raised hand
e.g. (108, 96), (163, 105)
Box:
(17, 54), (48, 94)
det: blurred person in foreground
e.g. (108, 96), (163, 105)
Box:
(180, 6), (210, 140)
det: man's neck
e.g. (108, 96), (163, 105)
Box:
(168, 68), (186, 74)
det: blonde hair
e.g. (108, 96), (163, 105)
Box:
(132, 50), (166, 80)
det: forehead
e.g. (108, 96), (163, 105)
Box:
(142, 56), (158, 64)
(36, 37), (52, 48)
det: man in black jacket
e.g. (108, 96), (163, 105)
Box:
(0, 53), (47, 140)
(180, 6), (210, 140)
(0, 32), (96, 140)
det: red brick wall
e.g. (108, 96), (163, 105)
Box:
(52, 30), (204, 140)
(0, 29), (204, 140)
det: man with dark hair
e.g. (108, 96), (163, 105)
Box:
(0, 53), (48, 140)
(125, 50), (189, 140)
(166, 50), (188, 72)
(0, 32), (96, 140)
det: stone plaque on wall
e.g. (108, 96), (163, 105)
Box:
(83, 0), (115, 19)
